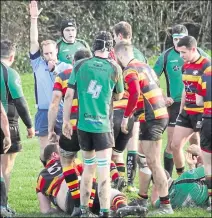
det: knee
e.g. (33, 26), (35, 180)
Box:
(137, 154), (152, 175)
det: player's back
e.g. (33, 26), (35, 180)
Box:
(169, 167), (208, 208)
(124, 59), (168, 121)
(72, 56), (121, 133)
(36, 159), (64, 197)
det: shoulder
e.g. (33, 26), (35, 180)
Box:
(107, 59), (122, 72)
(75, 38), (89, 48)
(74, 57), (92, 72)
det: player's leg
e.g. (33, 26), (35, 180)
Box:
(126, 121), (139, 192)
(94, 132), (114, 217)
(77, 130), (97, 217)
(59, 131), (81, 216)
(200, 118), (212, 212)
(164, 102), (181, 177)
(141, 119), (173, 216)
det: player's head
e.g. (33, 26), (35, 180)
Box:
(112, 21), (132, 44)
(0, 40), (16, 66)
(177, 36), (198, 63)
(61, 19), (77, 43)
(43, 143), (60, 162)
(114, 41), (134, 68)
(73, 48), (92, 64)
(92, 31), (113, 53)
(41, 40), (58, 62)
(172, 24), (188, 49)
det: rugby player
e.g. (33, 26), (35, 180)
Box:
(154, 24), (210, 176)
(196, 65), (212, 212)
(63, 31), (124, 217)
(114, 42), (174, 216)
(171, 36), (211, 176)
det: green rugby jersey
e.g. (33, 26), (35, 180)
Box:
(0, 62), (23, 112)
(57, 38), (90, 64)
(68, 56), (124, 133)
(156, 167), (208, 209)
(153, 47), (210, 102)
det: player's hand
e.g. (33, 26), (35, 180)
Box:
(186, 144), (201, 156)
(29, 1), (43, 18)
(48, 131), (58, 143)
(185, 152), (197, 167)
(48, 60), (56, 72)
(121, 117), (129, 134)
(3, 136), (11, 153)
(165, 97), (174, 107)
(62, 121), (73, 140)
(27, 127), (35, 138)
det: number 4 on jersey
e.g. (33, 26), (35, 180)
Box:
(87, 80), (102, 99)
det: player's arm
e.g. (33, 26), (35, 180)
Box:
(153, 53), (165, 78)
(179, 88), (186, 113)
(48, 90), (62, 141)
(124, 71), (140, 117)
(196, 94), (204, 106)
(0, 102), (11, 153)
(29, 1), (42, 54)
(37, 192), (59, 214)
(0, 102), (10, 138)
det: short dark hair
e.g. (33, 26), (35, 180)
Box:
(74, 48), (92, 61)
(177, 36), (197, 49)
(114, 41), (133, 54)
(43, 143), (59, 161)
(172, 24), (188, 35)
(112, 21), (132, 39)
(1, 40), (16, 58)
(93, 31), (113, 52)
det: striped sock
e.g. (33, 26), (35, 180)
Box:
(111, 195), (127, 210)
(160, 195), (170, 205)
(100, 208), (109, 217)
(116, 162), (125, 177)
(127, 151), (137, 185)
(89, 178), (97, 208)
(110, 161), (119, 182)
(63, 166), (80, 207)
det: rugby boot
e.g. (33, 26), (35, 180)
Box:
(116, 205), (148, 217)
(70, 207), (81, 217)
(128, 197), (148, 208)
(80, 208), (98, 217)
(147, 204), (174, 216)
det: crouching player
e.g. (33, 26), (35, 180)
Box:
(36, 144), (148, 217)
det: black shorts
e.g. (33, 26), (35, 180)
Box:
(176, 109), (202, 132)
(200, 118), (212, 153)
(167, 102), (180, 127)
(139, 118), (168, 141)
(0, 125), (22, 154)
(113, 109), (134, 153)
(77, 129), (114, 152)
(59, 131), (80, 153)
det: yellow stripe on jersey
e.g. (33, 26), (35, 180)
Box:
(182, 74), (200, 82)
(204, 101), (212, 109)
(143, 88), (162, 99)
(204, 66), (212, 74)
(46, 177), (58, 194)
(138, 113), (145, 121)
(196, 56), (204, 64)
(154, 107), (168, 117)
(55, 77), (68, 89)
(67, 180), (79, 187)
(184, 106), (204, 113)
(72, 190), (80, 196)
(36, 176), (42, 190)
(202, 81), (206, 89)
(123, 69), (138, 78)
(113, 99), (128, 108)
(72, 99), (78, 107)
(70, 119), (77, 126)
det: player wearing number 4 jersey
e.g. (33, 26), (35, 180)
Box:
(114, 42), (174, 216)
(63, 31), (124, 218)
